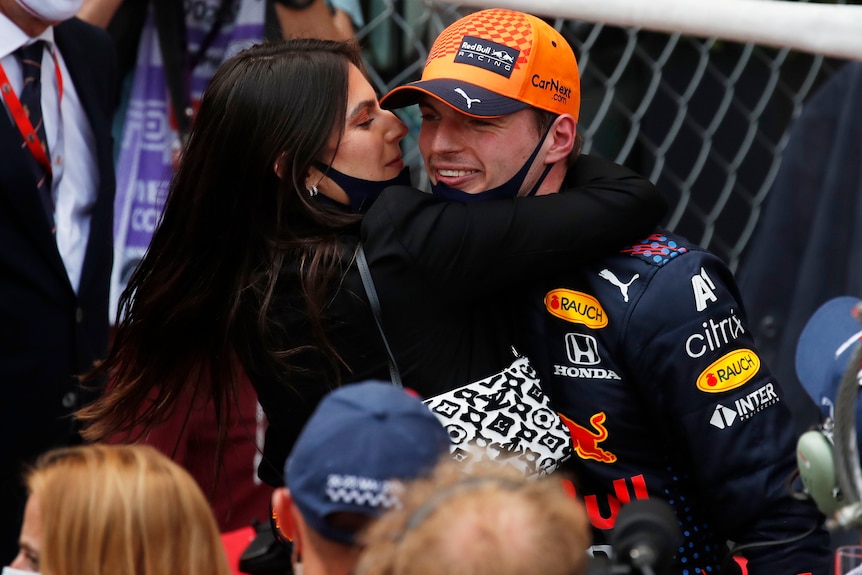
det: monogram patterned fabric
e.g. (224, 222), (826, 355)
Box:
(424, 355), (572, 478)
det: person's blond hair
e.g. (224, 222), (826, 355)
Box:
(357, 459), (591, 575)
(25, 444), (231, 575)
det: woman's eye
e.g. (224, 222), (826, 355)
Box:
(356, 117), (374, 128)
(26, 553), (40, 570)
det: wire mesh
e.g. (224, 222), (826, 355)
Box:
(356, 0), (855, 271)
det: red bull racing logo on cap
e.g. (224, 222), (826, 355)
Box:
(696, 349), (761, 393)
(545, 289), (607, 328)
(455, 36), (519, 78)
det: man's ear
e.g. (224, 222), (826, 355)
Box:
(272, 487), (300, 549)
(544, 114), (577, 165)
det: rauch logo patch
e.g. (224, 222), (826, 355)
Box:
(545, 289), (608, 328)
(696, 349), (760, 393)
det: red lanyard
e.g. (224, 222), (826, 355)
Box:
(0, 46), (63, 175)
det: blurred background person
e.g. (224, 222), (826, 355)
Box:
(357, 458), (592, 575)
(271, 380), (451, 575)
(78, 0), (361, 327)
(6, 443), (231, 575)
(0, 0), (116, 564)
(739, 62), (862, 438)
(795, 296), (862, 554)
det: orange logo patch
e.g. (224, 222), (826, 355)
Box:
(544, 289), (607, 328)
(559, 412), (617, 464)
(696, 349), (761, 393)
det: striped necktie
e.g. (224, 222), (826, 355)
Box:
(14, 41), (54, 223)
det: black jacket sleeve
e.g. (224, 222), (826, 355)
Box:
(361, 154), (666, 298)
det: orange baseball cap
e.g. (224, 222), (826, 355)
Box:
(380, 9), (580, 122)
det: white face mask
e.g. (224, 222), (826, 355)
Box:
(2, 567), (41, 575)
(14, 0), (83, 22)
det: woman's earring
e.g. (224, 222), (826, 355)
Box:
(307, 185), (319, 197)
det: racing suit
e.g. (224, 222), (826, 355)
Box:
(516, 229), (831, 574)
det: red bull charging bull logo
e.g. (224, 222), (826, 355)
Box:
(696, 348), (760, 393)
(559, 411), (617, 463)
(545, 289), (608, 328)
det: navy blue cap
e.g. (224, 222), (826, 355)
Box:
(285, 381), (450, 545)
(796, 296), (862, 420)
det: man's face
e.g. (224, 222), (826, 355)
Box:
(418, 97), (547, 196)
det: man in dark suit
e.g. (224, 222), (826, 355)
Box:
(0, 0), (115, 564)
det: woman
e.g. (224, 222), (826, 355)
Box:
(77, 40), (664, 486)
(7, 444), (231, 575)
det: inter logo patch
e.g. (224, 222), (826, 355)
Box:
(454, 35), (519, 78)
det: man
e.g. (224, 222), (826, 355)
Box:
(270, 381), (450, 575)
(357, 459), (592, 575)
(0, 0), (115, 563)
(795, 297), (862, 535)
(381, 8), (830, 573)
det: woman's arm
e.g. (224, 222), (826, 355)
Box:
(361, 155), (666, 296)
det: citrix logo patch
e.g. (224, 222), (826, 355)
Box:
(545, 289), (608, 328)
(684, 309), (745, 358)
(454, 35), (519, 78)
(696, 349), (760, 393)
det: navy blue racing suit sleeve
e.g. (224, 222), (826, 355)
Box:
(624, 250), (830, 574)
(361, 154), (667, 298)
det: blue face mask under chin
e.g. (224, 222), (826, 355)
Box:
(313, 162), (412, 213)
(430, 121), (555, 202)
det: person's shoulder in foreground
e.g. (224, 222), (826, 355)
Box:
(357, 458), (592, 575)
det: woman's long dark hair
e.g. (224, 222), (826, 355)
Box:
(78, 39), (365, 444)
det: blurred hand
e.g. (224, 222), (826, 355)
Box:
(276, 0), (355, 41)
(76, 0), (124, 27)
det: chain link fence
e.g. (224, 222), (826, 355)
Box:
(353, 0), (856, 271)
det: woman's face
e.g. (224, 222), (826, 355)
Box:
(9, 494), (41, 572)
(311, 64), (408, 203)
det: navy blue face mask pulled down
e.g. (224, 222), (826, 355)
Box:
(314, 162), (412, 213)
